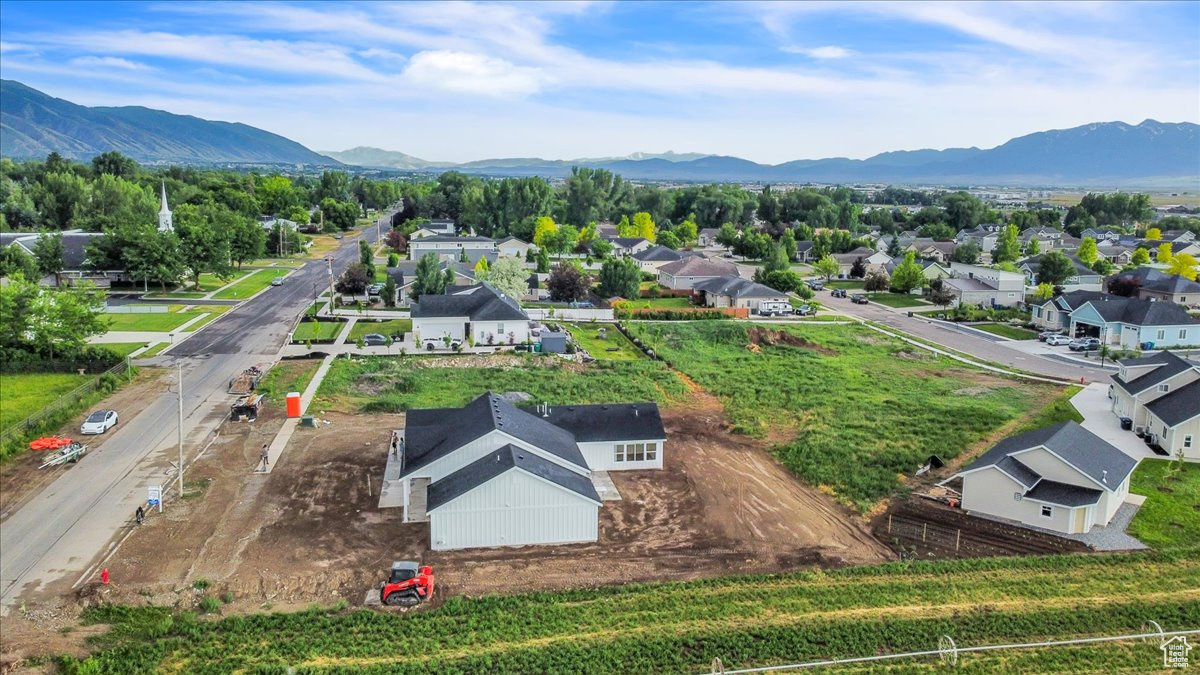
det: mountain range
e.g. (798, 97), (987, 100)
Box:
(3, 80), (1197, 185)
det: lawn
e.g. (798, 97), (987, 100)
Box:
(1127, 459), (1200, 549)
(98, 342), (147, 358)
(827, 279), (865, 289)
(195, 272), (236, 292)
(104, 309), (207, 332)
(1015, 386), (1083, 432)
(59, 551), (1200, 673)
(0, 373), (90, 430)
(349, 319), (412, 340)
(972, 322), (1040, 340)
(314, 356), (687, 413)
(142, 291), (206, 300)
(562, 322), (645, 360)
(628, 321), (1057, 511)
(306, 235), (342, 258)
(212, 269), (282, 300)
(256, 359), (322, 403)
(179, 305), (232, 331)
(866, 292), (930, 308)
(247, 258), (305, 268)
(137, 342), (171, 358)
(616, 296), (693, 310)
(292, 319), (346, 343)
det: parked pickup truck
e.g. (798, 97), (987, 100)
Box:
(830, 288), (848, 299)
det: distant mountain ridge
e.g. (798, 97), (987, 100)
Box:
(2, 80), (1196, 185)
(1, 80), (339, 166)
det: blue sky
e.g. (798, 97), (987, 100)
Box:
(2, 1), (1198, 163)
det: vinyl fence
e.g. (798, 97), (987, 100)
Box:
(0, 359), (134, 448)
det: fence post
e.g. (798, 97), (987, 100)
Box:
(888, 514), (893, 535)
(922, 523), (928, 542)
(955, 529), (961, 551)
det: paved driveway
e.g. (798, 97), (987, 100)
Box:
(1069, 383), (1160, 462)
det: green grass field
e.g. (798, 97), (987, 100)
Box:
(1128, 460), (1200, 549)
(104, 309), (207, 332)
(628, 322), (1059, 511)
(247, 258), (305, 268)
(349, 319), (412, 340)
(0, 373), (91, 430)
(292, 320), (346, 343)
(136, 342), (171, 358)
(98, 342), (146, 358)
(972, 323), (1040, 340)
(59, 551), (1200, 673)
(314, 356), (687, 413)
(622, 296), (693, 309)
(562, 323), (645, 360)
(866, 292), (930, 308)
(142, 291), (206, 300)
(827, 279), (865, 289)
(212, 269), (282, 300)
(256, 359), (323, 403)
(179, 305), (232, 331)
(194, 272), (235, 292)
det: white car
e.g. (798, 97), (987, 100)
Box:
(270, 276), (284, 286)
(80, 409), (119, 435)
(1045, 335), (1072, 346)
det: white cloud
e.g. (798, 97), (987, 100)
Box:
(0, 41), (36, 53)
(69, 56), (154, 71)
(783, 45), (854, 59)
(401, 50), (546, 97)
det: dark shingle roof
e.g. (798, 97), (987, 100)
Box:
(527, 402), (667, 442)
(411, 235), (492, 243)
(402, 392), (585, 476)
(1145, 378), (1200, 427)
(609, 237), (649, 248)
(1023, 480), (1103, 507)
(426, 444), (600, 512)
(410, 284), (527, 321)
(657, 256), (737, 278)
(1077, 295), (1199, 327)
(633, 245), (683, 263)
(1112, 351), (1198, 395)
(996, 456), (1040, 488)
(1020, 253), (1096, 277)
(795, 240), (814, 252)
(693, 275), (787, 299)
(962, 421), (1136, 490)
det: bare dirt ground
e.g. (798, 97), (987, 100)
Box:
(0, 369), (168, 523)
(0, 382), (889, 668)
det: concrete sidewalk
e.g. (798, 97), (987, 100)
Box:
(255, 353), (336, 475)
(1070, 383), (1159, 462)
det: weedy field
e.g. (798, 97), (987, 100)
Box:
(56, 550), (1200, 673)
(627, 321), (1063, 511)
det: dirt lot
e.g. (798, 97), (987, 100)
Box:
(0, 369), (169, 523)
(0, 383), (889, 666)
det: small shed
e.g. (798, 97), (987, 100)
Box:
(540, 330), (568, 354)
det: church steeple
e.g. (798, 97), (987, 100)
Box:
(158, 181), (173, 231)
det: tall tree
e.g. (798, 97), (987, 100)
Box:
(31, 232), (65, 277)
(482, 256), (527, 300)
(412, 253), (446, 300)
(889, 251), (926, 293)
(547, 262), (590, 302)
(90, 151), (138, 179)
(597, 257), (641, 299)
(632, 212), (656, 242)
(1166, 253), (1198, 281)
(1035, 251), (1075, 286)
(814, 254), (840, 280)
(229, 218), (267, 269)
(1131, 247), (1151, 266)
(1075, 237), (1099, 265)
(1157, 243), (1174, 263)
(175, 204), (232, 283)
(1024, 238), (1041, 256)
(992, 224), (1020, 263)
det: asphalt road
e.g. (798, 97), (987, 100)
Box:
(0, 218), (389, 612)
(822, 295), (1114, 382)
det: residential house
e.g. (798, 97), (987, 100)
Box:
(1062, 294), (1200, 348)
(1030, 290), (1106, 332)
(692, 276), (791, 314)
(1110, 267), (1200, 307)
(794, 240), (815, 263)
(632, 245), (686, 272)
(258, 215), (299, 231)
(606, 237), (653, 257)
(1019, 227), (1063, 246)
(384, 261), (478, 307)
(1143, 240), (1200, 260)
(1096, 245), (1134, 266)
(907, 239), (957, 264)
(955, 226), (1000, 253)
(397, 392), (665, 550)
(698, 228), (722, 247)
(427, 219), (457, 235)
(657, 256), (739, 290)
(1018, 253), (1103, 292)
(1161, 230), (1197, 243)
(942, 263), (1025, 308)
(833, 247), (891, 277)
(949, 421), (1137, 535)
(884, 257), (949, 282)
(496, 236), (536, 259)
(1110, 351), (1200, 459)
(410, 283), (530, 349)
(1, 230), (123, 288)
(1080, 228), (1123, 243)
(409, 235), (497, 264)
(595, 222), (619, 239)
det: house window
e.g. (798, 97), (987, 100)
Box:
(497, 323), (505, 335)
(1158, 384), (1170, 393)
(1185, 435), (1194, 449)
(1041, 505), (1053, 518)
(646, 442), (657, 460)
(1156, 329), (1165, 340)
(1180, 329), (1188, 340)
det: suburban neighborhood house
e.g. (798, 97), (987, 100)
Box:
(632, 244), (689, 272)
(408, 235), (497, 263)
(1018, 254), (1104, 291)
(942, 263), (1025, 308)
(692, 275), (791, 314)
(410, 283), (530, 349)
(1109, 351), (1200, 459)
(833, 247), (891, 276)
(657, 256), (739, 290)
(950, 422), (1137, 535)
(384, 261), (476, 307)
(496, 236), (536, 258)
(1110, 267), (1200, 307)
(606, 237), (653, 257)
(1, 231), (121, 287)
(1035, 292), (1200, 348)
(395, 392), (666, 550)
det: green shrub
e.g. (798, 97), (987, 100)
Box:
(198, 596), (221, 614)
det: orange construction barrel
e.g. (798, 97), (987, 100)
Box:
(286, 391), (302, 418)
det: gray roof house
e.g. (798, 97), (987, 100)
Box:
(632, 244), (687, 271)
(657, 256), (738, 290)
(1110, 351), (1200, 459)
(606, 237), (653, 257)
(1018, 253), (1104, 291)
(409, 235), (497, 264)
(411, 283), (530, 349)
(385, 261), (479, 306)
(1109, 267), (1200, 307)
(396, 392), (666, 550)
(693, 275), (791, 314)
(1065, 294), (1200, 350)
(951, 422), (1138, 535)
(1, 230), (123, 287)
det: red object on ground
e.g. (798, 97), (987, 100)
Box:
(380, 563), (435, 607)
(101, 568), (109, 585)
(29, 436), (73, 451)
(285, 391), (301, 418)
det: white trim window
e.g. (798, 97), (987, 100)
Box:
(1185, 435), (1194, 450)
(1041, 505), (1053, 518)
(1158, 384), (1170, 393)
(1180, 329), (1188, 340)
(614, 442), (658, 463)
(1156, 329), (1166, 340)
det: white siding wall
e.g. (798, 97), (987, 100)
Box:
(577, 439), (665, 471)
(413, 317), (466, 344)
(473, 320), (531, 346)
(1152, 415), (1200, 461)
(429, 470), (599, 550)
(961, 468), (1075, 532)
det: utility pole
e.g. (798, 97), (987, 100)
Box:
(326, 256), (335, 307)
(177, 362), (185, 497)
